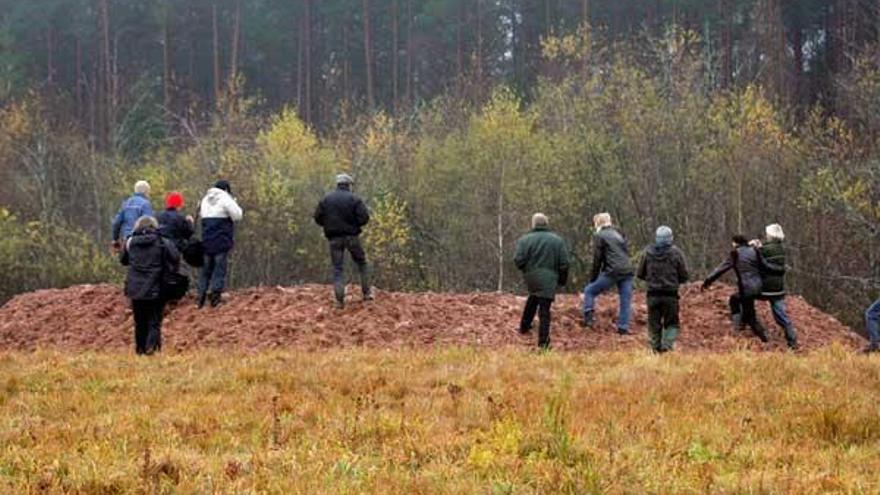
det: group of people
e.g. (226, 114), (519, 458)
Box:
(112, 174), (372, 354)
(514, 212), (802, 352)
(113, 174), (878, 355)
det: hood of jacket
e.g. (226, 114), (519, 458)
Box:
(204, 187), (229, 206)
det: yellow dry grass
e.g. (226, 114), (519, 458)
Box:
(1, 346), (879, 494)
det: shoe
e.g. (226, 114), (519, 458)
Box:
(363, 292), (374, 302)
(787, 341), (800, 351)
(334, 299), (345, 310)
(617, 327), (630, 335)
(518, 325), (532, 335)
(863, 344), (880, 354)
(197, 292), (207, 309)
(210, 292), (223, 308)
(581, 313), (595, 329)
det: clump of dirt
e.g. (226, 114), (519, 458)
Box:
(0, 283), (863, 352)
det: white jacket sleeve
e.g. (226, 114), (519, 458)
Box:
(225, 195), (243, 222)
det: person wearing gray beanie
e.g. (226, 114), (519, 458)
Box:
(636, 225), (689, 353)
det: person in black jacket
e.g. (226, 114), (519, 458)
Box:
(157, 191), (194, 303)
(120, 216), (180, 355)
(637, 226), (689, 353)
(702, 235), (769, 343)
(582, 213), (635, 334)
(314, 174), (371, 309)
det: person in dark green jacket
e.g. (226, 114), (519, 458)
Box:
(754, 223), (798, 349)
(514, 213), (570, 349)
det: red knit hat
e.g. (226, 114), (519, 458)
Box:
(165, 191), (184, 209)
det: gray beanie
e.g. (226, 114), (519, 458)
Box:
(656, 225), (673, 246)
(336, 173), (354, 185)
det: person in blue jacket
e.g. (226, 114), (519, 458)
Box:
(111, 180), (153, 249)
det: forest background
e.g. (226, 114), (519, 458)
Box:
(1, 0), (879, 329)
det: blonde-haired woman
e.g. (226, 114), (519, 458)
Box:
(582, 213), (635, 334)
(120, 215), (180, 355)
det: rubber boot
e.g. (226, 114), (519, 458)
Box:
(359, 265), (373, 301)
(334, 285), (345, 309)
(581, 311), (595, 329)
(197, 292), (207, 309)
(210, 291), (222, 308)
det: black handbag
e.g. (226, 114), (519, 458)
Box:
(162, 271), (190, 302)
(183, 239), (205, 267)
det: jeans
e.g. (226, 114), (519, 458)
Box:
(583, 274), (633, 330)
(199, 251), (229, 296)
(132, 299), (164, 355)
(329, 236), (369, 301)
(866, 299), (880, 345)
(520, 296), (553, 348)
(647, 295), (679, 352)
(767, 297), (798, 346)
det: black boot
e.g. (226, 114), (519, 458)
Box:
(197, 292), (207, 309)
(581, 312), (595, 329)
(210, 291), (223, 308)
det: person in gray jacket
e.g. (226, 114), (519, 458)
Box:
(702, 235), (769, 342)
(637, 226), (689, 353)
(582, 213), (634, 334)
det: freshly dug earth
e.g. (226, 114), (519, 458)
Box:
(0, 283), (862, 352)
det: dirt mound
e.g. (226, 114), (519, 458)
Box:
(0, 283), (863, 352)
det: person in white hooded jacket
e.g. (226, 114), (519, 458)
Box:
(197, 180), (243, 308)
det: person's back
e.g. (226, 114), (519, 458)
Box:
(315, 186), (370, 239)
(158, 209), (193, 252)
(759, 240), (786, 297)
(200, 185), (242, 256)
(123, 229), (168, 301)
(639, 244), (688, 296)
(112, 180), (153, 242)
(515, 227), (568, 300)
(593, 226), (634, 281)
(733, 245), (763, 298)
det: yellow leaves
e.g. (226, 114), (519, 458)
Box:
(541, 25), (592, 66)
(363, 194), (414, 274)
(257, 107), (320, 165)
(467, 417), (524, 473)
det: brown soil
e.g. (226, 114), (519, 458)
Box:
(0, 283), (863, 352)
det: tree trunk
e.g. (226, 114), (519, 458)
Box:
(456, 0), (464, 87)
(392, 0), (400, 111)
(163, 7), (173, 125)
(46, 25), (55, 88)
(100, 0), (112, 148)
(476, 0), (483, 87)
(304, 0), (312, 123)
(582, 0), (589, 24)
(212, 2), (221, 105)
(75, 36), (83, 120)
(405, 0), (413, 107)
(296, 10), (303, 112)
(496, 163), (506, 292)
(229, 0), (241, 91)
(363, 0), (375, 110)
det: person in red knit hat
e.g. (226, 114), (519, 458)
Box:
(157, 191), (195, 302)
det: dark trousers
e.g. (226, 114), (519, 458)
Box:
(132, 299), (164, 355)
(520, 296), (553, 348)
(647, 295), (680, 352)
(729, 294), (768, 342)
(198, 251), (229, 296)
(329, 236), (369, 301)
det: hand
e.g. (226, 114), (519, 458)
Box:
(186, 215), (195, 224)
(110, 240), (122, 255)
(749, 239), (762, 248)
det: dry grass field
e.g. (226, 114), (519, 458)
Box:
(2, 347), (880, 494)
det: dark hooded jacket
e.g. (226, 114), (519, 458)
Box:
(314, 185), (370, 239)
(157, 208), (195, 252)
(590, 226), (634, 282)
(514, 226), (570, 300)
(120, 228), (181, 301)
(637, 243), (689, 297)
(704, 245), (767, 298)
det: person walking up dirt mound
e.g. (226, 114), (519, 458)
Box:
(120, 216), (180, 355)
(752, 224), (799, 350)
(514, 213), (570, 349)
(637, 226), (689, 353)
(111, 180), (153, 251)
(582, 213), (635, 334)
(703, 235), (769, 343)
(314, 174), (372, 309)
(197, 180), (243, 309)
(158, 191), (195, 303)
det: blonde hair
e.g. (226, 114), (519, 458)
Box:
(134, 180), (151, 195)
(765, 223), (785, 241)
(133, 215), (158, 232)
(593, 212), (612, 232)
(531, 213), (549, 229)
